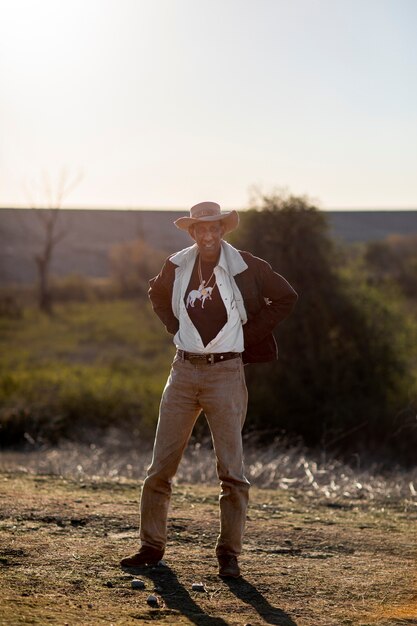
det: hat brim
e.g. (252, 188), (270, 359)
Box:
(174, 210), (239, 235)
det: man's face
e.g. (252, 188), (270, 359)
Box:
(191, 221), (224, 261)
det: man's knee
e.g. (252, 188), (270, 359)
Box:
(143, 471), (173, 496)
(219, 474), (250, 495)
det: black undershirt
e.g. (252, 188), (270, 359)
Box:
(184, 257), (227, 347)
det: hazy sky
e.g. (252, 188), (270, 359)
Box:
(1, 0), (416, 210)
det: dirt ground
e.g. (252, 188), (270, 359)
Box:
(0, 471), (416, 626)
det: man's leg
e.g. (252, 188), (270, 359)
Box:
(139, 357), (201, 553)
(201, 358), (249, 562)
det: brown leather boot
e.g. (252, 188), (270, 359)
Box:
(120, 546), (164, 568)
(217, 554), (241, 578)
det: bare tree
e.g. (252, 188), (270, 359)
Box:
(24, 169), (83, 314)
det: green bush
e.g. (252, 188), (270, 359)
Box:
(0, 300), (175, 446)
(364, 234), (417, 299)
(231, 192), (417, 464)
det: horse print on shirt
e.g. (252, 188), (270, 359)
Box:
(186, 284), (213, 309)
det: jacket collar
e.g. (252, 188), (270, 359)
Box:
(170, 240), (247, 276)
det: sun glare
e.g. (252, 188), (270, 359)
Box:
(1, 0), (97, 79)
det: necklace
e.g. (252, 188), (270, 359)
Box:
(197, 255), (216, 295)
(186, 256), (217, 308)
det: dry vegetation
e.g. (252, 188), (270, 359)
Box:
(1, 444), (416, 626)
(1, 438), (417, 501)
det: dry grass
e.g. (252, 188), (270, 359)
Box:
(1, 436), (416, 501)
(1, 443), (416, 625)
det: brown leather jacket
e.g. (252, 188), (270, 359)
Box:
(148, 249), (297, 363)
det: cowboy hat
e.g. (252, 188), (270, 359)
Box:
(174, 201), (239, 235)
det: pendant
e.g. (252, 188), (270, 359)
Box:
(186, 280), (214, 309)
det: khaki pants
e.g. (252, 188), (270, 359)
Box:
(139, 353), (249, 556)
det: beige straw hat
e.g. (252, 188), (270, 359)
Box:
(174, 201), (239, 234)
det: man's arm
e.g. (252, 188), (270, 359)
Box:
(242, 259), (298, 349)
(148, 259), (179, 335)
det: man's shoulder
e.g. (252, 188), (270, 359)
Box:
(238, 249), (257, 262)
(237, 249), (271, 270)
(159, 246), (192, 269)
(168, 244), (197, 267)
(153, 245), (197, 284)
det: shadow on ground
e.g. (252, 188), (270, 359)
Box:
(223, 576), (298, 626)
(124, 564), (298, 626)
(136, 564), (229, 626)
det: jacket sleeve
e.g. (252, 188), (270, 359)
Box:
(242, 258), (298, 349)
(148, 259), (179, 335)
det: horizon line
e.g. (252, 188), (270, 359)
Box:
(1, 205), (417, 212)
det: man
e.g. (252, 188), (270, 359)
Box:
(121, 201), (297, 578)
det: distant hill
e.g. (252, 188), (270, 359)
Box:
(1, 208), (417, 284)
